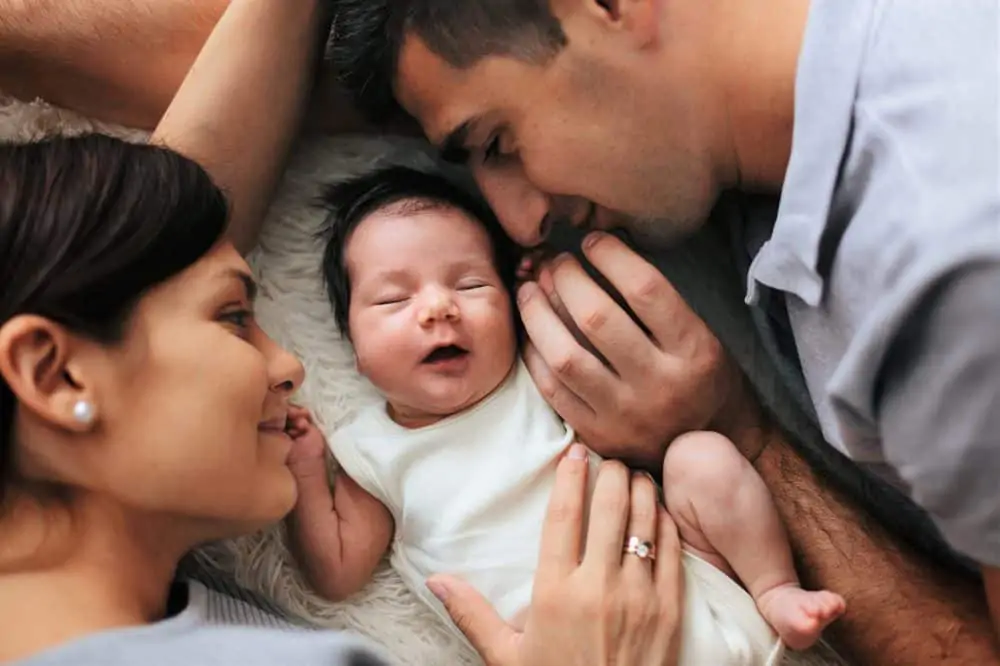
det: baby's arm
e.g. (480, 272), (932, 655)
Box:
(285, 407), (394, 602)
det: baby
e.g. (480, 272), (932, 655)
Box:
(286, 166), (845, 663)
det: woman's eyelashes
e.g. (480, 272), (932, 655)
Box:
(219, 307), (254, 333)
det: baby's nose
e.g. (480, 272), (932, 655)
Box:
(418, 290), (460, 325)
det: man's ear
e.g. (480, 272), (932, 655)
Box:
(0, 315), (100, 433)
(559, 0), (660, 49)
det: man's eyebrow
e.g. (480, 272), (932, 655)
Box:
(438, 119), (476, 164)
(223, 268), (257, 301)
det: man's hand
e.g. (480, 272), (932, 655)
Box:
(518, 232), (741, 470)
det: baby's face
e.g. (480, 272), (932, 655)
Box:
(346, 206), (517, 425)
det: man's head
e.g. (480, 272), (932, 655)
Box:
(321, 166), (521, 425)
(329, 0), (745, 249)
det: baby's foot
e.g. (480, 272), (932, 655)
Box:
(757, 585), (846, 650)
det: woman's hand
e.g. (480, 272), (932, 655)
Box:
(426, 443), (684, 666)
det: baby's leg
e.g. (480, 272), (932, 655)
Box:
(663, 432), (845, 650)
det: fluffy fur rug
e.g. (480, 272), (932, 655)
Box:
(0, 94), (847, 666)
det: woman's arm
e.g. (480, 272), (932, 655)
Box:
(0, 0), (372, 136)
(147, 0), (325, 254)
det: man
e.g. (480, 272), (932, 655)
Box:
(327, 0), (1000, 645)
(2, 0), (997, 662)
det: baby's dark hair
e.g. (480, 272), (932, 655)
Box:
(319, 166), (521, 339)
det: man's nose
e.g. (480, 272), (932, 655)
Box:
(417, 287), (460, 326)
(475, 166), (553, 247)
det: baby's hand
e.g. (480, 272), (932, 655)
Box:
(517, 247), (552, 282)
(285, 405), (327, 472)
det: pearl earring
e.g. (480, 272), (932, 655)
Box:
(72, 399), (95, 425)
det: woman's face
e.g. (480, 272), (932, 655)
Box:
(23, 243), (305, 536)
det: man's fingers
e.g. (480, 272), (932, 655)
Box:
(547, 254), (659, 379)
(537, 443), (591, 580)
(518, 281), (617, 408)
(523, 341), (597, 427)
(581, 232), (699, 351)
(426, 575), (519, 666)
(582, 460), (631, 575)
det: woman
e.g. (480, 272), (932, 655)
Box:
(0, 1), (684, 665)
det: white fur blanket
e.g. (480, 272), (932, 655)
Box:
(0, 94), (847, 666)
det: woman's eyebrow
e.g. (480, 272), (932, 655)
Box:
(219, 267), (257, 301)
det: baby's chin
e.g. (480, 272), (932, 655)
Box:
(392, 383), (500, 424)
(421, 388), (493, 418)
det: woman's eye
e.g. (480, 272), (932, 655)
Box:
(220, 309), (253, 330)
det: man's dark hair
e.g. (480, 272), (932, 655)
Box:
(329, 0), (567, 122)
(0, 133), (228, 503)
(319, 165), (522, 339)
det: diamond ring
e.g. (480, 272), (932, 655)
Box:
(623, 536), (656, 561)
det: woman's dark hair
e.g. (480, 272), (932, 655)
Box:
(0, 133), (229, 500)
(319, 165), (522, 340)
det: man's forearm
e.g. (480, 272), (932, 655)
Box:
(754, 427), (999, 664)
(0, 0), (373, 134)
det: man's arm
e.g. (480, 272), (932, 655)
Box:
(874, 260), (1000, 637)
(986, 568), (1000, 638)
(0, 0), (371, 134)
(751, 420), (999, 664)
(522, 235), (999, 664)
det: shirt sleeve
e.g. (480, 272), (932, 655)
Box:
(877, 260), (1000, 566)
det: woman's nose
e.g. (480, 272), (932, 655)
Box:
(264, 337), (305, 394)
(417, 288), (460, 326)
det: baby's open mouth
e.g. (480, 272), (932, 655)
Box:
(422, 344), (469, 364)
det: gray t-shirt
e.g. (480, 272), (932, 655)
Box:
(15, 580), (390, 666)
(746, 0), (1000, 564)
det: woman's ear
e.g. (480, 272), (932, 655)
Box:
(0, 315), (100, 433)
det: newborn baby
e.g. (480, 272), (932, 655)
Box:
(287, 166), (844, 663)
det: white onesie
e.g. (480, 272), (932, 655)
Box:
(330, 360), (785, 665)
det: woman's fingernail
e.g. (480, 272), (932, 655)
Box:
(517, 282), (537, 305)
(567, 444), (589, 460)
(583, 231), (606, 250)
(426, 579), (449, 602)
